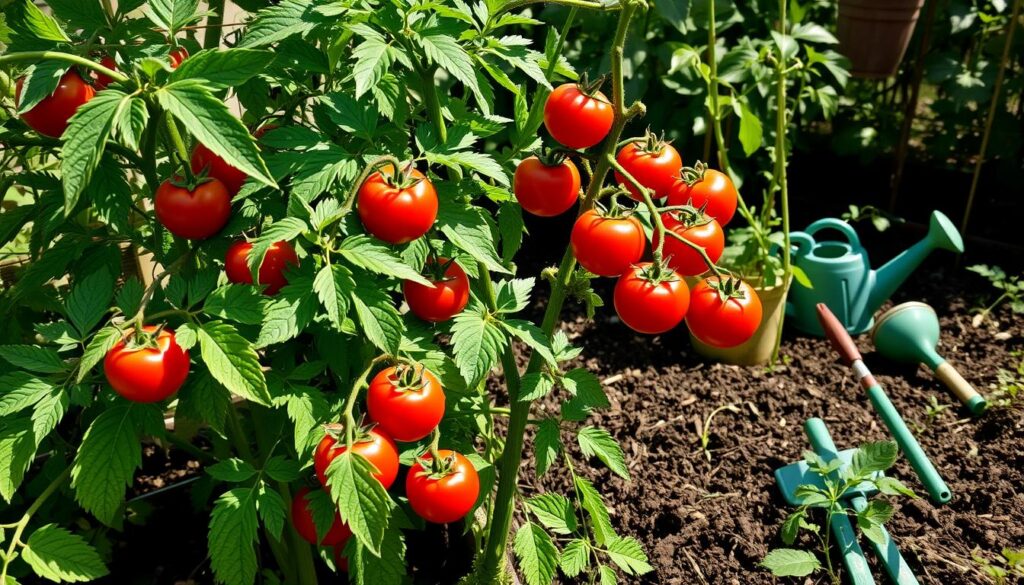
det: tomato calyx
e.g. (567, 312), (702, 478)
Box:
(414, 450), (461, 480)
(421, 250), (458, 283)
(702, 276), (749, 302)
(120, 323), (166, 352)
(680, 160), (711, 187)
(575, 72), (608, 99)
(635, 259), (678, 286)
(321, 421), (378, 447)
(380, 161), (423, 190)
(167, 171), (217, 193)
(630, 129), (674, 156)
(387, 362), (431, 393)
(662, 206), (713, 229)
(534, 145), (572, 167)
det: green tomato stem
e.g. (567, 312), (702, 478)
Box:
(0, 466), (72, 584)
(0, 51), (129, 84)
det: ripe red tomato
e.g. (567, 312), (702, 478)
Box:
(403, 258), (469, 322)
(614, 140), (682, 201)
(291, 487), (351, 547)
(543, 83), (614, 150)
(94, 56), (117, 90)
(225, 240), (298, 295)
(406, 450), (480, 524)
(653, 211), (724, 276)
(686, 277), (763, 348)
(613, 263), (690, 334)
(15, 70), (95, 138)
(154, 178), (232, 240)
(103, 326), (190, 403)
(169, 46), (189, 68)
(357, 167), (438, 244)
(667, 168), (738, 227)
(191, 143), (248, 195)
(513, 155), (580, 217)
(570, 209), (646, 277)
(314, 428), (399, 490)
(367, 365), (445, 442)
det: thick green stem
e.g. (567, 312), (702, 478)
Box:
(203, 0), (226, 50)
(419, 65), (447, 144)
(0, 466), (72, 583)
(770, 0), (792, 363)
(478, 5), (640, 580)
(163, 111), (195, 181)
(0, 51), (129, 83)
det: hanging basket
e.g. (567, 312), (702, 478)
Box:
(837, 0), (925, 78)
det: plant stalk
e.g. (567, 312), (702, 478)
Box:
(0, 51), (128, 83)
(203, 0), (227, 50)
(770, 0), (792, 363)
(0, 466), (72, 583)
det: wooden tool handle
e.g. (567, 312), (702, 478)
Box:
(935, 362), (987, 415)
(816, 303), (862, 364)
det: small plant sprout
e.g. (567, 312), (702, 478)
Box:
(842, 204), (902, 232)
(761, 441), (918, 583)
(967, 265), (1024, 327)
(990, 351), (1024, 409)
(972, 547), (1024, 584)
(698, 403), (741, 461)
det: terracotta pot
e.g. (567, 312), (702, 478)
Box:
(688, 278), (790, 366)
(837, 0), (925, 78)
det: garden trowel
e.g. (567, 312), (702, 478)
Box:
(774, 418), (919, 585)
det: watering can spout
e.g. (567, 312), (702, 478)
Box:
(867, 211), (963, 313)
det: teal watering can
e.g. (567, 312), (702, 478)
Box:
(786, 211), (964, 336)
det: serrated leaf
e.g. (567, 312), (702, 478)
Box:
(351, 273), (404, 356)
(156, 80), (275, 188)
(875, 476), (917, 498)
(77, 327), (121, 383)
(416, 27), (482, 105)
(277, 384), (330, 459)
(450, 306), (506, 386)
(256, 483), (287, 541)
(781, 509), (806, 545)
(351, 36), (392, 99)
(518, 372), (556, 402)
(502, 319), (556, 366)
(0, 345), (65, 374)
(575, 477), (615, 545)
(46, 0), (108, 30)
(349, 522), (406, 585)
(605, 537), (653, 575)
(65, 269), (115, 336)
(247, 217), (308, 280)
(263, 456), (300, 483)
(204, 284), (266, 325)
(852, 441), (898, 475)
(494, 278), (533, 314)
(760, 548), (821, 577)
(0, 372), (52, 417)
(16, 60), (67, 114)
(497, 202), (524, 263)
(256, 278), (317, 348)
(170, 48), (273, 89)
(327, 451), (392, 555)
(559, 539), (589, 578)
(436, 198), (509, 274)
(513, 522), (558, 585)
(198, 321), (271, 406)
(313, 264), (354, 331)
(534, 418), (561, 477)
(338, 236), (430, 285)
(0, 418), (37, 503)
(208, 487), (259, 585)
(61, 91), (133, 213)
(30, 387), (68, 447)
(526, 494), (577, 535)
(13, 0), (71, 42)
(207, 458), (257, 482)
(238, 0), (320, 48)
(577, 427), (630, 480)
(22, 524), (108, 582)
(175, 371), (231, 435)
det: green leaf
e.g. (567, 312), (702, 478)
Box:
(77, 327), (121, 383)
(781, 509), (806, 545)
(204, 284), (266, 325)
(113, 97), (149, 152)
(263, 456), (300, 483)
(13, 0), (71, 42)
(534, 418), (561, 477)
(0, 418), (36, 502)
(856, 500), (894, 529)
(0, 345), (66, 374)
(450, 305), (506, 386)
(760, 548), (821, 577)
(314, 264), (355, 331)
(326, 451), (392, 556)
(238, 0), (320, 48)
(71, 404), (161, 525)
(497, 202), (524, 263)
(349, 522), (407, 585)
(31, 387), (68, 447)
(851, 441), (898, 475)
(875, 476), (917, 498)
(16, 60), (67, 114)
(737, 100), (763, 156)
(351, 273), (404, 356)
(145, 0), (201, 33)
(65, 269), (115, 335)
(526, 493), (577, 535)
(115, 278), (144, 319)
(338, 236), (430, 285)
(436, 197), (509, 274)
(277, 384), (330, 459)
(61, 91), (133, 213)
(256, 277), (318, 348)
(519, 372), (556, 402)
(46, 0), (108, 30)
(175, 371), (231, 435)
(791, 265), (813, 289)
(559, 539), (589, 578)
(494, 278), (533, 314)
(599, 565), (618, 585)
(22, 524), (108, 582)
(791, 22), (839, 44)
(416, 27), (482, 106)
(575, 477), (615, 545)
(502, 319), (556, 366)
(771, 31), (799, 60)
(208, 487), (259, 585)
(198, 321), (271, 406)
(351, 36), (392, 99)
(577, 427), (630, 480)
(513, 522), (559, 585)
(606, 536), (653, 576)
(560, 368), (609, 419)
(170, 48), (274, 89)
(247, 217), (308, 280)
(256, 483), (287, 541)
(156, 80), (276, 188)
(207, 458), (257, 482)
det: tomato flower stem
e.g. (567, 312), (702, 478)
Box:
(340, 155), (404, 215)
(0, 51), (129, 84)
(342, 356), (389, 447)
(129, 250), (193, 330)
(0, 466), (72, 584)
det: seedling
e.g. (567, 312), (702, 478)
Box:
(972, 547), (1024, 584)
(762, 440), (918, 583)
(990, 351), (1024, 409)
(913, 395), (952, 433)
(842, 204), (902, 233)
(697, 403), (740, 461)
(967, 265), (1024, 327)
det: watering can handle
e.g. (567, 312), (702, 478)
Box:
(804, 218), (862, 247)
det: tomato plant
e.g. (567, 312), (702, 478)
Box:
(406, 450), (481, 524)
(687, 277), (764, 348)
(366, 364), (445, 442)
(613, 132), (683, 201)
(513, 152), (580, 217)
(570, 208), (646, 277)
(314, 429), (400, 490)
(543, 81), (615, 150)
(103, 326), (190, 403)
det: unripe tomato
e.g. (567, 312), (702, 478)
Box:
(224, 240), (299, 295)
(543, 83), (614, 150)
(513, 156), (580, 217)
(357, 167), (438, 244)
(367, 365), (445, 442)
(15, 70), (95, 138)
(570, 210), (646, 277)
(154, 178), (232, 240)
(191, 143), (248, 195)
(613, 263), (690, 334)
(169, 46), (189, 68)
(403, 258), (469, 322)
(614, 140), (682, 201)
(291, 487), (352, 546)
(686, 277), (763, 348)
(667, 169), (738, 227)
(94, 56), (117, 90)
(653, 212), (724, 276)
(103, 326), (190, 403)
(406, 450), (480, 524)
(314, 428), (399, 490)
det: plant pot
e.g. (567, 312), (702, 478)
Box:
(688, 278), (790, 366)
(837, 0), (924, 78)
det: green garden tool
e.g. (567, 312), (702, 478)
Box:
(817, 304), (952, 505)
(775, 418), (920, 585)
(872, 301), (987, 415)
